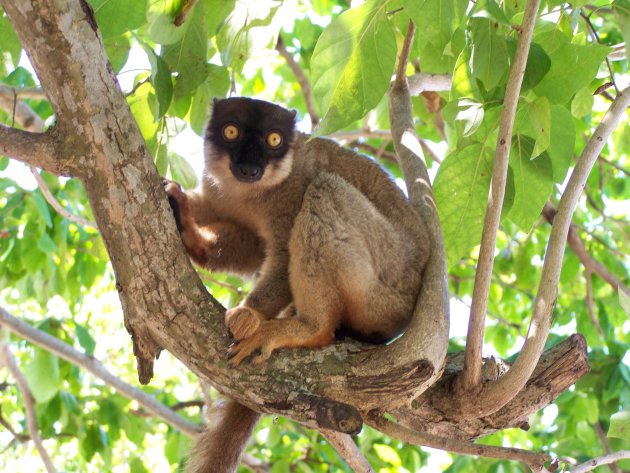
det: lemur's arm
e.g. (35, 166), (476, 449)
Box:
(164, 180), (264, 275)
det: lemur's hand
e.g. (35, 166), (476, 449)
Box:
(162, 179), (187, 232)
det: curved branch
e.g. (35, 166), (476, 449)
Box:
(542, 203), (629, 294)
(367, 415), (549, 471)
(460, 0), (541, 392)
(570, 451), (630, 473)
(0, 306), (201, 437)
(29, 167), (98, 229)
(276, 37), (319, 128)
(469, 86), (630, 417)
(0, 332), (58, 473)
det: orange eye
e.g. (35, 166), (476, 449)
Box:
(266, 131), (283, 148)
(222, 124), (240, 141)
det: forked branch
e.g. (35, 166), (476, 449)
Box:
(460, 0), (541, 392)
(461, 86), (630, 418)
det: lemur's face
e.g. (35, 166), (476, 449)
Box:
(205, 97), (297, 188)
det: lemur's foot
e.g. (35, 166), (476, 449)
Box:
(225, 306), (263, 341)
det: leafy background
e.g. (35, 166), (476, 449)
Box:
(0, 0), (629, 471)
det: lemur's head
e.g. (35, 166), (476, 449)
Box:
(205, 97), (297, 189)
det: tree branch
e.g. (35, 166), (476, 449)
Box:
(29, 167), (98, 229)
(394, 21), (415, 89)
(319, 429), (374, 472)
(468, 87), (630, 417)
(593, 422), (621, 473)
(0, 124), (68, 175)
(542, 203), (629, 295)
(0, 331), (58, 473)
(569, 451), (630, 473)
(0, 306), (201, 437)
(0, 85), (97, 228)
(460, 0), (541, 392)
(276, 37), (319, 129)
(407, 73), (452, 95)
(367, 415), (549, 471)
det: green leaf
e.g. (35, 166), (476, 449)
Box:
(531, 98), (551, 158)
(24, 348), (61, 403)
(472, 0), (510, 25)
(0, 12), (21, 72)
(75, 324), (97, 355)
(0, 156), (8, 171)
(311, 0), (396, 135)
(613, 0), (630, 50)
(32, 192), (53, 228)
(37, 232), (57, 254)
(169, 152), (198, 189)
(454, 99), (485, 137)
(506, 135), (553, 232)
(405, 0), (468, 50)
(373, 443), (402, 466)
(534, 29), (609, 104)
(88, 0), (148, 39)
(139, 42), (173, 119)
(80, 423), (107, 462)
(161, 0), (208, 98)
(165, 429), (191, 464)
(147, 0), (188, 45)
(189, 64), (230, 135)
(103, 34), (131, 73)
(506, 40), (551, 92)
(571, 87), (594, 119)
(128, 81), (160, 141)
(206, 0), (237, 38)
(547, 104), (575, 183)
(434, 143), (494, 267)
(469, 17), (509, 90)
(608, 410), (630, 441)
(216, 0), (282, 73)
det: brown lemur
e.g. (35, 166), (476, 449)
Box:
(164, 97), (430, 473)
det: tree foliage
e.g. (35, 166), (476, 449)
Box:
(0, 0), (629, 472)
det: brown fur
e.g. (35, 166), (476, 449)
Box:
(164, 97), (430, 472)
(186, 400), (260, 473)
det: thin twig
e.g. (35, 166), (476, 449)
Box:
(0, 332), (58, 473)
(598, 155), (629, 175)
(276, 37), (319, 129)
(330, 129), (392, 142)
(569, 451), (630, 473)
(542, 203), (629, 294)
(460, 0), (541, 392)
(319, 429), (374, 473)
(368, 415), (549, 471)
(0, 306), (202, 437)
(585, 271), (605, 339)
(580, 10), (618, 93)
(30, 166), (97, 229)
(593, 422), (621, 473)
(394, 21), (415, 89)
